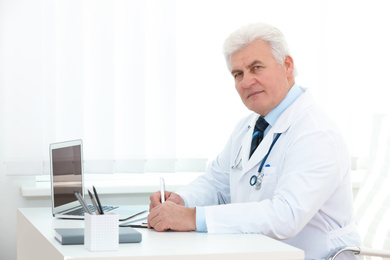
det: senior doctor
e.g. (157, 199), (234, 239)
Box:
(148, 22), (361, 260)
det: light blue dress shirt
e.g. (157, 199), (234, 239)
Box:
(195, 84), (304, 232)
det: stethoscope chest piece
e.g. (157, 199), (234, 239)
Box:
(250, 175), (257, 186)
(250, 174), (262, 190)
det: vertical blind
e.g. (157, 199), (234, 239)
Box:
(1, 0), (389, 175)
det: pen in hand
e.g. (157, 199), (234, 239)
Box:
(160, 177), (165, 203)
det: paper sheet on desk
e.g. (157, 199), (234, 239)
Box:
(120, 211), (148, 228)
(113, 205), (148, 221)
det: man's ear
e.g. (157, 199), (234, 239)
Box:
(284, 55), (294, 78)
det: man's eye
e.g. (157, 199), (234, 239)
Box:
(234, 72), (243, 80)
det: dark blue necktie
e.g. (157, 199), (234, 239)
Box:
(249, 116), (269, 159)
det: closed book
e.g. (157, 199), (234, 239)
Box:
(54, 227), (142, 245)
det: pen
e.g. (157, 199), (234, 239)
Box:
(160, 177), (165, 203)
(93, 186), (104, 214)
(88, 190), (100, 215)
(74, 190), (92, 215)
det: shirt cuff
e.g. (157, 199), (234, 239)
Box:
(195, 207), (207, 232)
(182, 196), (188, 207)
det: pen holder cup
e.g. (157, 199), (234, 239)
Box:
(84, 213), (119, 251)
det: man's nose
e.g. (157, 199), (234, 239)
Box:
(242, 74), (256, 88)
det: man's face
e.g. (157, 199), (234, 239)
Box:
(230, 40), (295, 116)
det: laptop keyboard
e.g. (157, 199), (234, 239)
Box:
(64, 205), (118, 216)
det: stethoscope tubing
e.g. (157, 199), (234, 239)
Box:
(250, 133), (282, 189)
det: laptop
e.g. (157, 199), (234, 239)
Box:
(49, 139), (147, 220)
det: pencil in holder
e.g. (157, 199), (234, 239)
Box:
(84, 213), (119, 251)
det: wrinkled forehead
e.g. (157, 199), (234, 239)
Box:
(227, 39), (273, 71)
(229, 40), (273, 70)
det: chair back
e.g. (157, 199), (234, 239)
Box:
(354, 114), (390, 259)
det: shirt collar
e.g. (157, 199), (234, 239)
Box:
(264, 83), (304, 127)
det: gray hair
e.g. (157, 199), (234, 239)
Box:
(223, 22), (297, 76)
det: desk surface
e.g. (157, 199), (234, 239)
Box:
(17, 207), (304, 260)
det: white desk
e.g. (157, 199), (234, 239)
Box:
(17, 207), (305, 260)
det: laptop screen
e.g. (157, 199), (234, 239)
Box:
(50, 140), (83, 210)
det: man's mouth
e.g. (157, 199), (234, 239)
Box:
(247, 91), (264, 99)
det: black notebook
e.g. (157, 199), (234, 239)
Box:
(54, 227), (142, 245)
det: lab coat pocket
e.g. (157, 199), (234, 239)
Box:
(261, 166), (277, 184)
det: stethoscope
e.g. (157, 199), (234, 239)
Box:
(249, 133), (281, 190)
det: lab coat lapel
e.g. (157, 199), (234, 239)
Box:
(245, 107), (299, 174)
(239, 115), (257, 171)
(239, 90), (315, 175)
(239, 114), (279, 174)
(242, 129), (276, 173)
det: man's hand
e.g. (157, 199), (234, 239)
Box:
(149, 190), (185, 211)
(147, 201), (196, 232)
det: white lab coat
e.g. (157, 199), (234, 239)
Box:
(177, 90), (361, 260)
